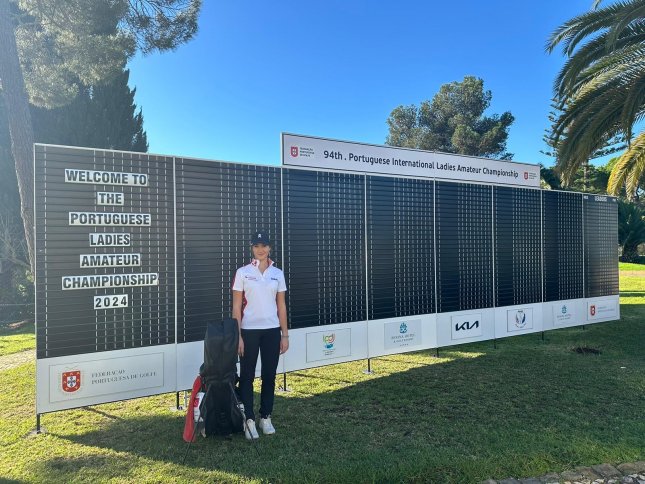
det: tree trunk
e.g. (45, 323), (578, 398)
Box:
(620, 243), (639, 263)
(0, 0), (35, 272)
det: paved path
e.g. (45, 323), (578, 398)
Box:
(484, 461), (645, 484)
(0, 349), (34, 371)
(618, 271), (645, 277)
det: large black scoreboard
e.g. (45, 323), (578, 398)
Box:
(34, 144), (619, 414)
(34, 145), (175, 359)
(366, 176), (435, 320)
(175, 159), (282, 343)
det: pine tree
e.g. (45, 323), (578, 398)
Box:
(386, 76), (514, 160)
(0, 0), (202, 269)
(0, 69), (148, 309)
(31, 69), (148, 152)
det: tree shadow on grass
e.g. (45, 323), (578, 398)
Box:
(28, 455), (140, 483)
(34, 320), (645, 483)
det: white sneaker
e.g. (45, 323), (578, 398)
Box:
(244, 419), (259, 440)
(259, 416), (275, 435)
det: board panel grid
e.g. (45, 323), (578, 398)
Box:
(366, 175), (435, 319)
(283, 169), (366, 328)
(436, 181), (493, 313)
(175, 160), (281, 343)
(35, 145), (175, 359)
(493, 187), (542, 306)
(584, 195), (619, 297)
(542, 190), (584, 302)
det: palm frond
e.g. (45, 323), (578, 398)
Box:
(549, 0), (645, 186)
(546, 0), (641, 55)
(607, 131), (645, 196)
(624, 132), (645, 195)
(555, 87), (626, 183)
(553, 22), (645, 95)
(606, 4), (645, 48)
(620, 72), (645, 139)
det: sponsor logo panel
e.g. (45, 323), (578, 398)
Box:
(306, 328), (351, 362)
(451, 313), (483, 340)
(384, 320), (422, 350)
(49, 353), (164, 403)
(507, 308), (534, 332)
(587, 300), (618, 321)
(553, 303), (575, 325)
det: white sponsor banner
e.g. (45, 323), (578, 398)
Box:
(451, 313), (483, 340)
(49, 353), (164, 403)
(306, 328), (351, 362)
(384, 319), (422, 350)
(282, 133), (540, 187)
(553, 302), (576, 325)
(65, 168), (148, 186)
(507, 308), (534, 332)
(587, 300), (618, 321)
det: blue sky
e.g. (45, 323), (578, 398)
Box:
(127, 0), (599, 168)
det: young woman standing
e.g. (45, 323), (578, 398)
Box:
(232, 231), (289, 439)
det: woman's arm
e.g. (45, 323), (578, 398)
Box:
(277, 291), (289, 354)
(232, 290), (244, 356)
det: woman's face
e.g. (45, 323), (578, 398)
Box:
(252, 243), (270, 261)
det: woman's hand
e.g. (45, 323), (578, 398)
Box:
(238, 336), (244, 357)
(280, 335), (289, 354)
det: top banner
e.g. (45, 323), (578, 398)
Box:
(282, 133), (540, 187)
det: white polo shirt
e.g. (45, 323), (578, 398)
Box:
(232, 259), (287, 330)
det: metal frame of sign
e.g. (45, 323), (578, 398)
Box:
(34, 141), (619, 416)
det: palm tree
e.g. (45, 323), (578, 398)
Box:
(546, 0), (645, 198)
(618, 200), (645, 261)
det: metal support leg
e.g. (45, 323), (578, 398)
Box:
(36, 414), (41, 434)
(278, 372), (290, 392)
(494, 338), (497, 349)
(170, 391), (184, 411)
(362, 358), (373, 375)
(435, 348), (439, 357)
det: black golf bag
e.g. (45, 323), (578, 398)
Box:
(199, 318), (244, 436)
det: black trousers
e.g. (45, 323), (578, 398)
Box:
(239, 327), (281, 420)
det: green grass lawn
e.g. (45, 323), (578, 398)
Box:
(619, 261), (645, 271)
(1, 275), (643, 483)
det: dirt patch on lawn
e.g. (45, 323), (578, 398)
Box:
(620, 271), (645, 277)
(0, 349), (34, 371)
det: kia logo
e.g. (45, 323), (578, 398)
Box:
(455, 320), (479, 331)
